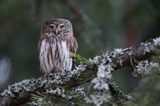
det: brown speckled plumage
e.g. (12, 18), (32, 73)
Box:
(38, 18), (78, 74)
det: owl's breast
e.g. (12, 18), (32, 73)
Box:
(56, 41), (72, 71)
(39, 39), (72, 74)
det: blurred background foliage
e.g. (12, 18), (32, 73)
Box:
(0, 0), (159, 94)
(125, 67), (160, 106)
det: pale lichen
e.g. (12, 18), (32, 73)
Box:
(143, 42), (152, 53)
(91, 64), (113, 90)
(46, 87), (68, 98)
(114, 48), (124, 55)
(132, 60), (159, 76)
(85, 92), (112, 106)
(1, 37), (160, 106)
(153, 37), (160, 46)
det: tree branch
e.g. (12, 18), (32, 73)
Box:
(0, 37), (160, 106)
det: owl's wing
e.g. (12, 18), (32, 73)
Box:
(38, 35), (44, 50)
(71, 36), (78, 54)
(67, 35), (78, 54)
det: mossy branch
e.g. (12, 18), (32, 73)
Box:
(0, 37), (160, 106)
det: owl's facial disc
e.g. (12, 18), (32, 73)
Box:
(50, 23), (65, 35)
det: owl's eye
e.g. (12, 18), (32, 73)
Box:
(50, 24), (55, 29)
(59, 24), (65, 29)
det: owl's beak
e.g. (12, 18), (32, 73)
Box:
(55, 29), (59, 34)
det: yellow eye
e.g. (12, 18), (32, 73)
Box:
(59, 24), (65, 29)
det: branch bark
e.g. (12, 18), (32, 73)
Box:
(0, 37), (160, 106)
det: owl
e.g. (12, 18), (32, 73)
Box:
(38, 18), (78, 74)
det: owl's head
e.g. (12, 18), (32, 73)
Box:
(42, 18), (73, 37)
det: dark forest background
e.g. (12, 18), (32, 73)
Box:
(0, 0), (159, 93)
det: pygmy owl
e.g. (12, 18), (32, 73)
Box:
(38, 18), (78, 74)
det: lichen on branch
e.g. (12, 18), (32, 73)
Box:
(0, 37), (160, 106)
